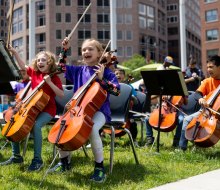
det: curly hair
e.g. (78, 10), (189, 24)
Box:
(31, 51), (57, 73)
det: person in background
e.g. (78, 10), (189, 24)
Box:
(178, 55), (220, 151)
(145, 56), (187, 147)
(115, 68), (139, 146)
(184, 59), (205, 91)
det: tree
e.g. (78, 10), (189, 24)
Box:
(120, 54), (154, 81)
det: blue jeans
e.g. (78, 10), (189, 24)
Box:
(12, 112), (52, 160)
(179, 111), (201, 150)
(146, 111), (184, 140)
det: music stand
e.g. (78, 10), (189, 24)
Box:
(141, 70), (188, 152)
(0, 82), (15, 95)
(0, 40), (21, 82)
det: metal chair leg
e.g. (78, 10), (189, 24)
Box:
(0, 140), (9, 151)
(109, 125), (115, 174)
(124, 128), (139, 165)
(22, 133), (30, 158)
(140, 118), (144, 145)
(82, 145), (89, 158)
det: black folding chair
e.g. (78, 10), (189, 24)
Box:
(130, 91), (147, 145)
(104, 83), (139, 174)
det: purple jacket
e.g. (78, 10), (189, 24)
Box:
(65, 65), (119, 122)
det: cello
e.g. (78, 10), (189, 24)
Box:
(3, 81), (31, 122)
(1, 50), (66, 142)
(48, 49), (117, 151)
(149, 96), (185, 132)
(1, 80), (50, 142)
(185, 85), (220, 147)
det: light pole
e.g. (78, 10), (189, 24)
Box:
(179, 0), (187, 71)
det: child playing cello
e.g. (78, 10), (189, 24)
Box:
(49, 38), (120, 183)
(0, 46), (64, 171)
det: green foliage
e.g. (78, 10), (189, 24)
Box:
(1, 126), (220, 190)
(120, 54), (155, 81)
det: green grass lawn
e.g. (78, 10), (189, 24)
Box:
(1, 124), (220, 190)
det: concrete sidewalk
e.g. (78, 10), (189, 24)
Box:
(149, 169), (220, 190)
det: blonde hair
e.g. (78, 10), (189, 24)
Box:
(81, 38), (104, 54)
(32, 51), (57, 73)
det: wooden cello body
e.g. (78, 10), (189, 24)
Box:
(185, 86), (220, 147)
(149, 96), (183, 132)
(3, 81), (31, 122)
(48, 81), (107, 151)
(2, 89), (50, 142)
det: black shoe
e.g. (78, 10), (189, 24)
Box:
(0, 156), (23, 166)
(172, 138), (180, 147)
(48, 161), (71, 173)
(28, 158), (43, 171)
(48, 156), (71, 173)
(90, 167), (106, 183)
(145, 137), (154, 146)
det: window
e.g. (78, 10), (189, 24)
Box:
(147, 6), (154, 18)
(125, 14), (132, 24)
(124, 0), (132, 8)
(36, 1), (45, 12)
(204, 0), (217, 3)
(56, 13), (61, 22)
(65, 30), (71, 37)
(117, 47), (123, 57)
(126, 31), (132, 40)
(97, 0), (109, 7)
(78, 0), (90, 6)
(56, 0), (61, 6)
(167, 16), (178, 23)
(139, 4), (146, 15)
(116, 0), (123, 8)
(56, 30), (62, 39)
(126, 46), (133, 57)
(12, 38), (23, 48)
(56, 47), (62, 56)
(205, 10), (218, 22)
(97, 30), (110, 40)
(65, 13), (71, 22)
(78, 14), (91, 23)
(78, 30), (91, 39)
(12, 20), (23, 34)
(0, 30), (4, 37)
(65, 0), (71, 6)
(117, 14), (123, 24)
(147, 19), (155, 30)
(37, 15), (45, 26)
(117, 30), (123, 40)
(97, 14), (109, 23)
(207, 49), (219, 57)
(36, 33), (46, 45)
(139, 17), (146, 28)
(206, 29), (219, 41)
(167, 4), (178, 11)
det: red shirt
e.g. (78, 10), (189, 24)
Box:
(27, 67), (63, 117)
